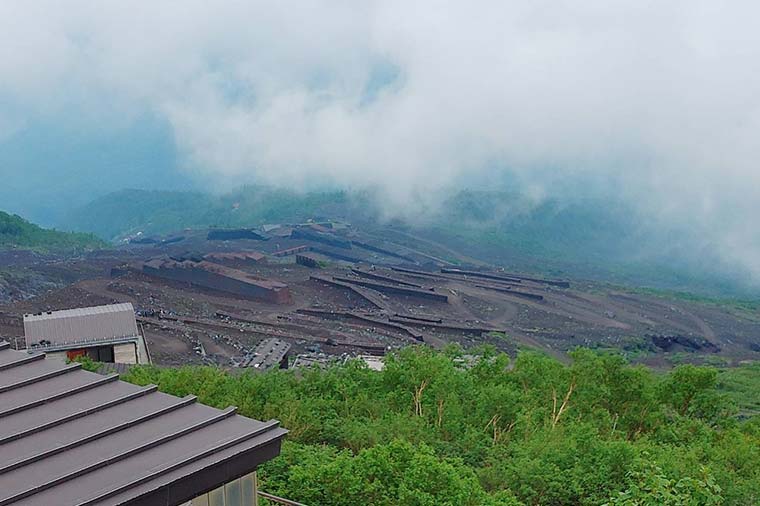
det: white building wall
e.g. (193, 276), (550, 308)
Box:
(113, 343), (138, 364)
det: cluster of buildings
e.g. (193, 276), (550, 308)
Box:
(3, 291), (387, 505)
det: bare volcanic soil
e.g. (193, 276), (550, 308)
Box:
(1, 225), (759, 368)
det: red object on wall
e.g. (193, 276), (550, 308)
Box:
(66, 349), (86, 361)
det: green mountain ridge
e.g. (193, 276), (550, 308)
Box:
(0, 210), (106, 251)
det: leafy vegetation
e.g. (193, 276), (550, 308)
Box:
(121, 347), (759, 505)
(716, 362), (760, 417)
(70, 354), (102, 372)
(0, 210), (105, 251)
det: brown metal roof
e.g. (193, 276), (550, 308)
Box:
(0, 341), (287, 506)
(23, 303), (140, 347)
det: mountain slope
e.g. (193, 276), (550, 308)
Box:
(0, 211), (105, 251)
(59, 187), (759, 298)
(60, 187), (353, 240)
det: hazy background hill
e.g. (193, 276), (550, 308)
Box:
(0, 113), (193, 226)
(58, 187), (355, 240)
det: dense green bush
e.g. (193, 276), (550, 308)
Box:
(122, 347), (759, 505)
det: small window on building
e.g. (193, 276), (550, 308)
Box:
(224, 479), (242, 506)
(208, 486), (225, 506)
(241, 472), (256, 505)
(191, 472), (258, 506)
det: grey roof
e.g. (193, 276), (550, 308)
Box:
(23, 303), (139, 347)
(0, 342), (287, 506)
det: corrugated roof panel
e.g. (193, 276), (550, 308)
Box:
(0, 368), (105, 417)
(0, 380), (137, 440)
(0, 343), (286, 506)
(23, 303), (139, 346)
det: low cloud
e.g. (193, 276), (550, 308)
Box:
(1, 1), (760, 281)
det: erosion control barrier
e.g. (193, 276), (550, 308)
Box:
(475, 284), (545, 301)
(351, 268), (423, 288)
(309, 275), (388, 309)
(332, 276), (449, 303)
(297, 308), (424, 343)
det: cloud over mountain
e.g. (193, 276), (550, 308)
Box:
(1, 1), (759, 280)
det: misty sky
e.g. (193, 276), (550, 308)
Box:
(1, 1), (760, 281)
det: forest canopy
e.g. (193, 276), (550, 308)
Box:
(120, 347), (759, 505)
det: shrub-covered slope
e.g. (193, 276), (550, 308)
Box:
(121, 347), (759, 506)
